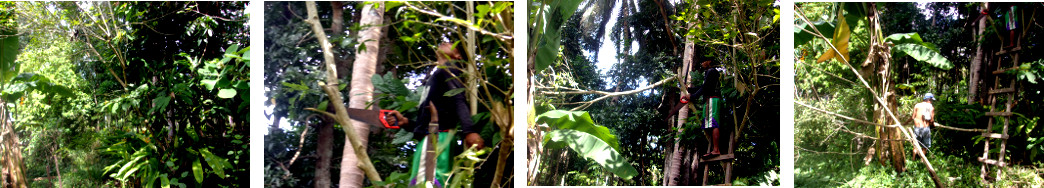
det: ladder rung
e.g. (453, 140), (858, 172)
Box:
(985, 112), (1013, 116)
(982, 133), (1009, 139)
(700, 153), (735, 162)
(978, 158), (1007, 167)
(994, 46), (1022, 55)
(992, 67), (1019, 75)
(989, 88), (1015, 94)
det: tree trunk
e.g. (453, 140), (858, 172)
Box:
(667, 41), (695, 186)
(661, 118), (673, 186)
(1, 102), (26, 188)
(968, 3), (987, 104)
(339, 1), (384, 187)
(330, 2), (345, 35)
(315, 119), (334, 188)
(491, 99), (513, 188)
(52, 147), (62, 188)
(313, 3), (345, 187)
(305, 1), (383, 186)
(330, 1), (352, 80)
(857, 3), (903, 172)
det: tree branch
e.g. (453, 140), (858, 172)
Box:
(538, 76), (677, 111)
(303, 1), (383, 183)
(404, 2), (512, 41)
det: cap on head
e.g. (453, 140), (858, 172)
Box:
(923, 93), (936, 101)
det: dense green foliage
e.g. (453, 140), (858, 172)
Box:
(0, 2), (249, 187)
(529, 0), (779, 185)
(796, 2), (1044, 187)
(263, 1), (513, 187)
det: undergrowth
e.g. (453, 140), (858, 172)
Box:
(796, 152), (1042, 187)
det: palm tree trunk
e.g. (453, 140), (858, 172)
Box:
(968, 3), (987, 104)
(0, 102), (26, 188)
(667, 41), (695, 186)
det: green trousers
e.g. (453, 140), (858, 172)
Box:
(409, 131), (455, 186)
(703, 97), (723, 129)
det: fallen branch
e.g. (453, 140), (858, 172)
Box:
(797, 5), (943, 187)
(796, 146), (864, 155)
(797, 101), (986, 133)
(934, 123), (986, 132)
(795, 101), (895, 127)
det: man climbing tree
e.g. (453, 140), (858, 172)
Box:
(385, 42), (486, 186)
(912, 93), (936, 157)
(682, 60), (724, 157)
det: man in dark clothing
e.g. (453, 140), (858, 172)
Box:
(383, 43), (484, 185)
(681, 60), (724, 157)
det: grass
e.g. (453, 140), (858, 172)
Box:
(796, 151), (1042, 187)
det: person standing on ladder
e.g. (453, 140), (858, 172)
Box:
(912, 93), (936, 157)
(682, 60), (724, 158)
(1004, 4), (1018, 48)
(384, 42), (486, 187)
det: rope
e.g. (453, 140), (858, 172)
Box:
(797, 101), (987, 133)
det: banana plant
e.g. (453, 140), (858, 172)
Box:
(1, 73), (76, 103)
(534, 110), (638, 180)
(795, 3), (952, 70)
(528, 0), (584, 73)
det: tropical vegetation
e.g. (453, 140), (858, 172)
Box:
(0, 2), (248, 187)
(795, 2), (1044, 187)
(528, 0), (780, 186)
(263, 1), (514, 187)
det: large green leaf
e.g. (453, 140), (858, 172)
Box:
(217, 88), (237, 98)
(200, 148), (232, 178)
(0, 29), (19, 84)
(532, 0), (582, 73)
(192, 159), (203, 183)
(793, 21), (835, 47)
(535, 110), (621, 153)
(161, 174), (171, 188)
(842, 2), (866, 28)
(544, 129), (638, 179)
(4, 73), (75, 98)
(884, 33), (924, 45)
(893, 43), (953, 70)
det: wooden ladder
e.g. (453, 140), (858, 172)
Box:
(979, 44), (1020, 181)
(699, 133), (736, 185)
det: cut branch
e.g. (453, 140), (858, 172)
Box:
(539, 76), (677, 111)
(797, 5), (947, 184)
